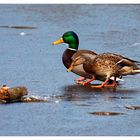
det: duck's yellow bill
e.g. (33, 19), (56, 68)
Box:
(67, 65), (74, 72)
(53, 38), (64, 45)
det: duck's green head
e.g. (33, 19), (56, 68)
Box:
(53, 31), (79, 51)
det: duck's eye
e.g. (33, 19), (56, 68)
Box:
(75, 58), (80, 62)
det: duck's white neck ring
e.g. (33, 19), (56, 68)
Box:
(68, 47), (77, 51)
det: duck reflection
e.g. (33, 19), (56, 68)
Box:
(57, 84), (139, 102)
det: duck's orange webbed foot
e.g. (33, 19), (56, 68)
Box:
(81, 77), (95, 86)
(91, 78), (117, 89)
(76, 76), (95, 86)
(104, 82), (117, 88)
(91, 85), (102, 88)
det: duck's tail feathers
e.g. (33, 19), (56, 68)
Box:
(132, 70), (140, 74)
(121, 69), (140, 76)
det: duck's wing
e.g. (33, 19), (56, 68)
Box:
(72, 50), (97, 60)
(106, 52), (140, 64)
(117, 59), (140, 75)
(116, 59), (139, 68)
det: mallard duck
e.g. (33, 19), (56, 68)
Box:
(52, 31), (138, 85)
(53, 31), (97, 85)
(67, 53), (140, 88)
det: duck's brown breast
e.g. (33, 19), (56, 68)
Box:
(62, 49), (76, 69)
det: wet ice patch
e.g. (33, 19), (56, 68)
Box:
(125, 105), (140, 110)
(108, 96), (133, 99)
(89, 112), (125, 116)
(0, 25), (36, 29)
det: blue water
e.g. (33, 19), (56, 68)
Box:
(0, 4), (140, 136)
